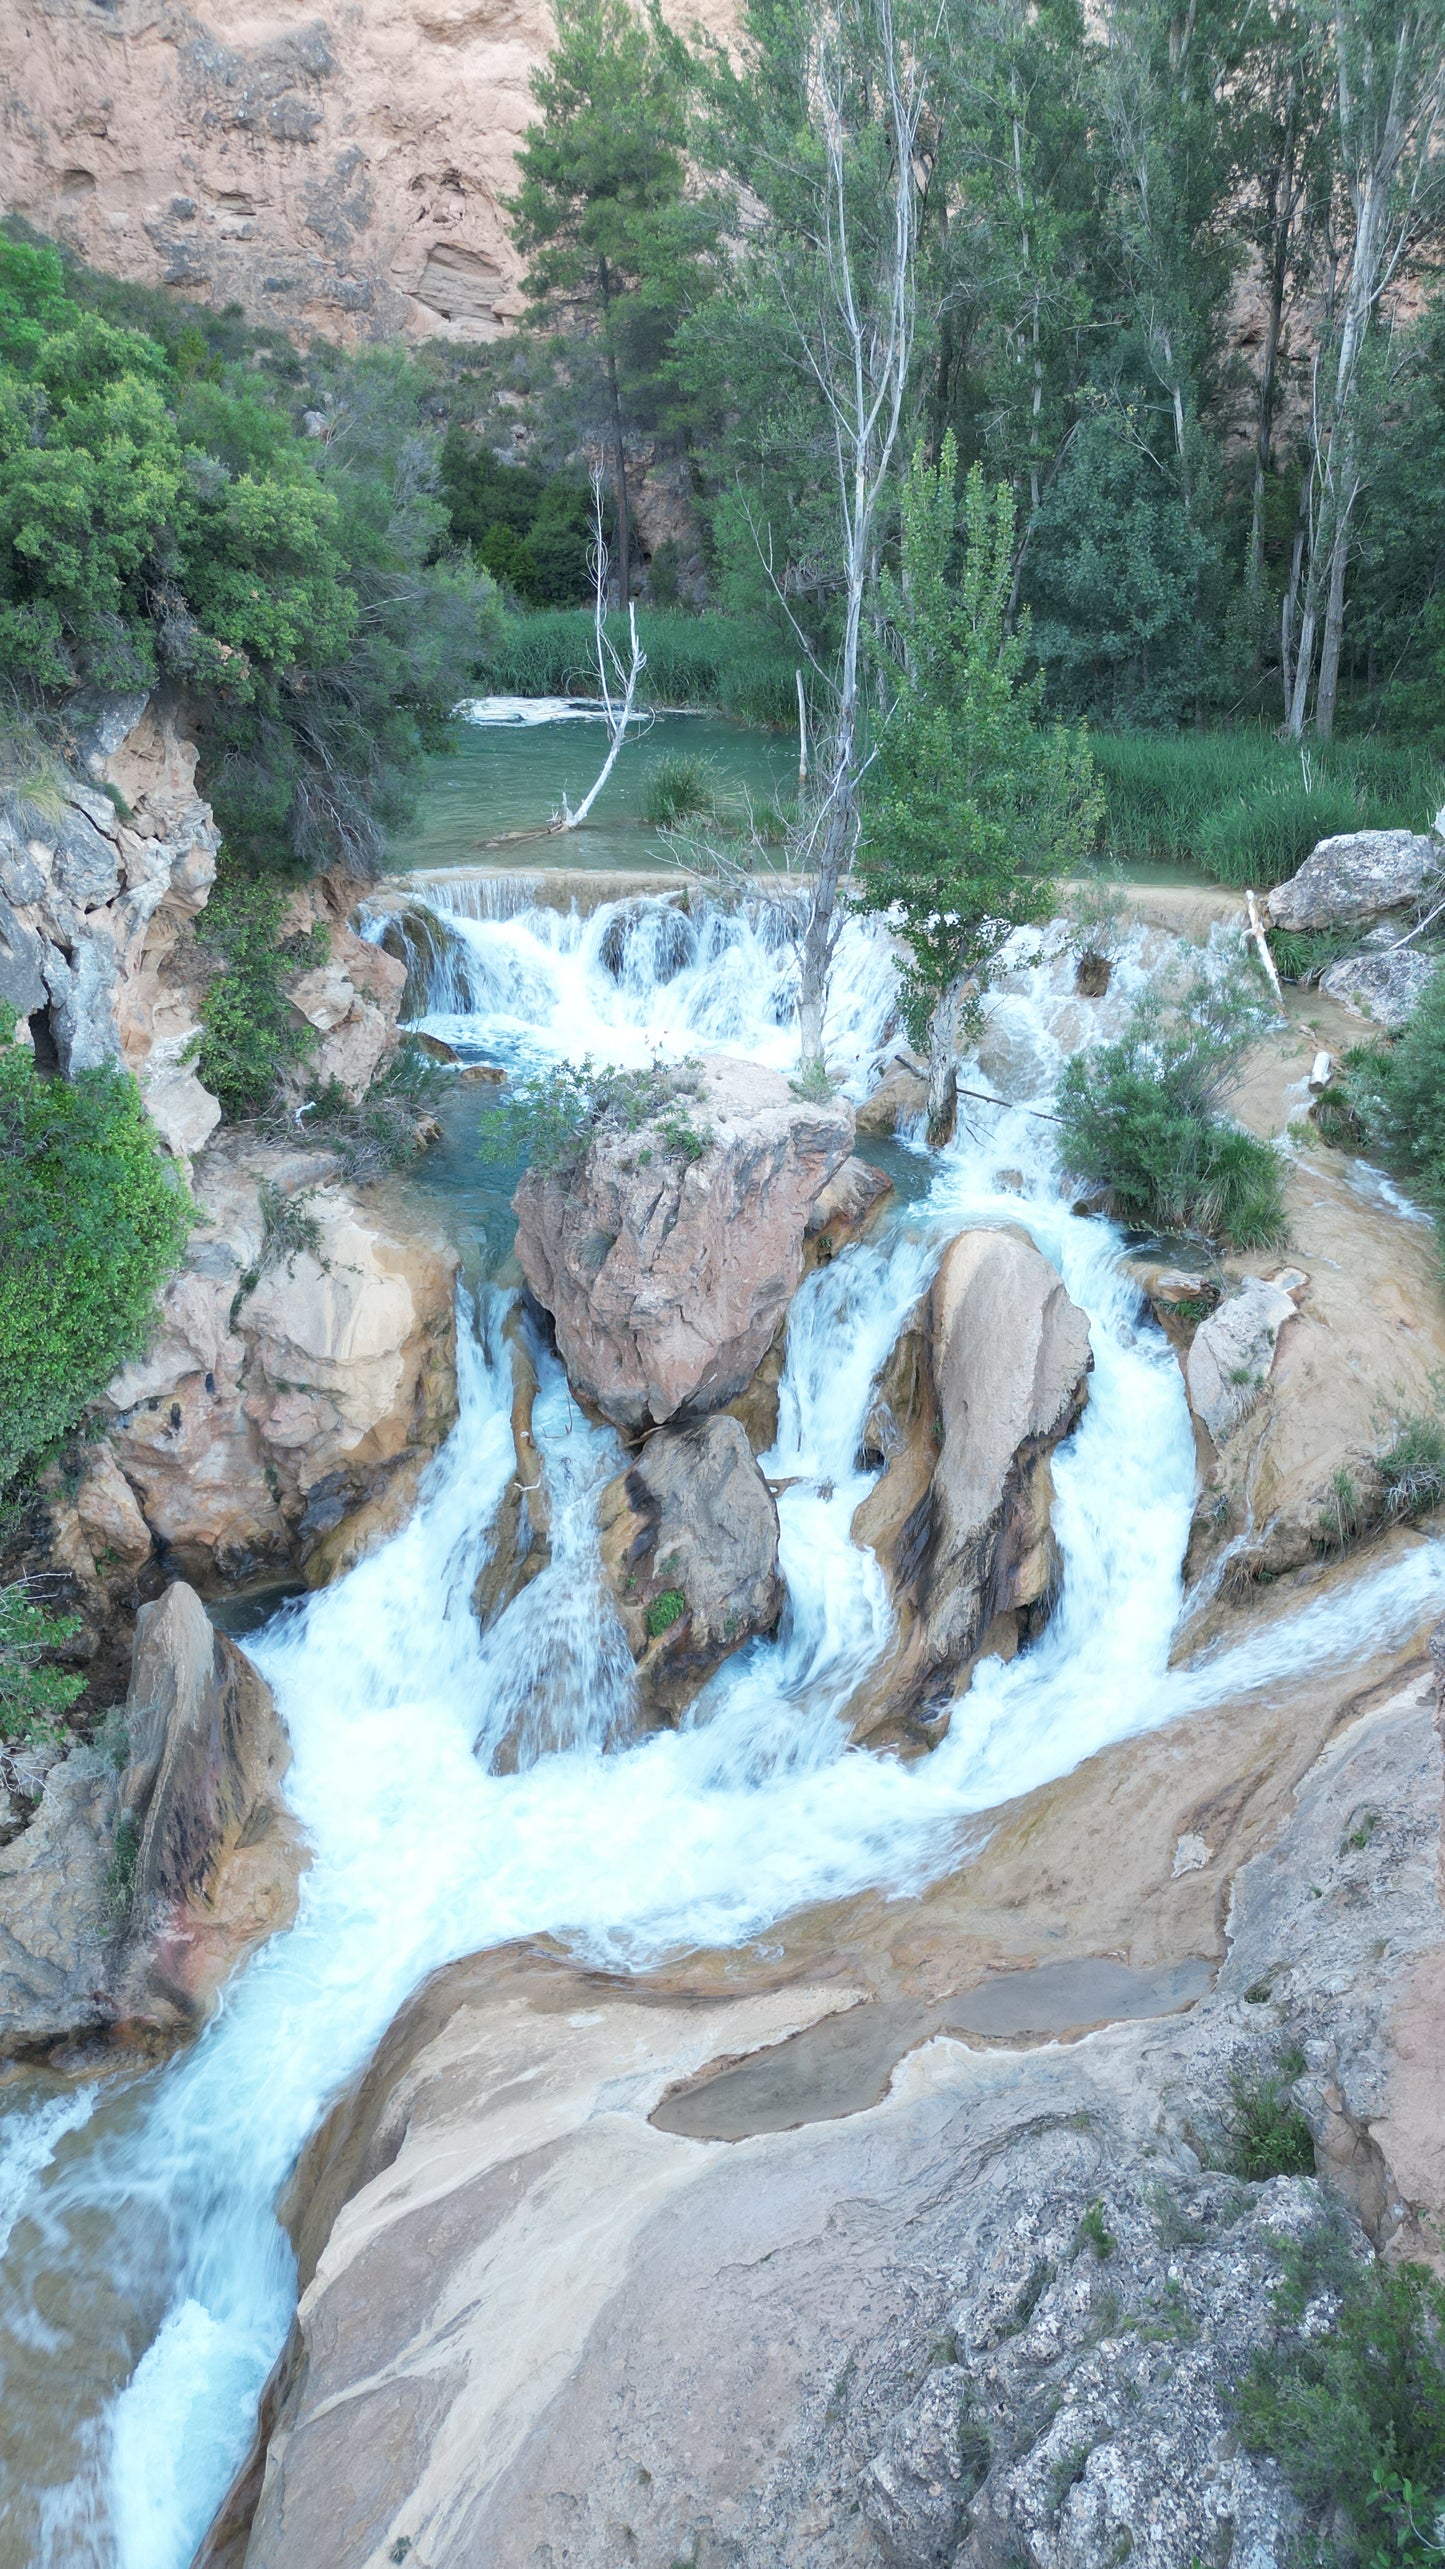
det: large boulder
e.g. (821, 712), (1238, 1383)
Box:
(1320, 944), (1436, 1033)
(597, 1415), (784, 1723)
(0, 1582), (301, 2061)
(514, 1054), (853, 1430)
(93, 1143), (458, 1588)
(1268, 829), (1442, 933)
(851, 1228), (1091, 1740)
(1185, 1273), (1300, 1444)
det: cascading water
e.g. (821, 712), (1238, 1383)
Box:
(1, 885), (1441, 2569)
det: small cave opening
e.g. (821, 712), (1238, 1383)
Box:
(27, 1009), (61, 1075)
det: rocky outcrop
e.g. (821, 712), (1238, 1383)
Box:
(280, 880), (408, 1100)
(852, 1228), (1091, 1740)
(514, 1054), (854, 1430)
(597, 1415), (784, 1723)
(856, 1042), (928, 1138)
(0, 1581), (300, 2061)
(1184, 1270), (1302, 1443)
(201, 1631), (1445, 2569)
(0, 0), (732, 352)
(1267, 828), (1443, 932)
(805, 1151), (894, 1261)
(2, 689), (221, 1154)
(66, 1140), (458, 1591)
(1320, 942), (1436, 1031)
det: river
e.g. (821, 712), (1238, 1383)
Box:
(0, 749), (1439, 2569)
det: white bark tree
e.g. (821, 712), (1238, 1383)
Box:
(1284, 0), (1445, 739)
(553, 473), (649, 833)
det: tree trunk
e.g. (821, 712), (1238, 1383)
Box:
(598, 259), (631, 607)
(1313, 510), (1352, 738)
(926, 983), (960, 1147)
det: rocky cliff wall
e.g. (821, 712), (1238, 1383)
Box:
(0, 0), (728, 348)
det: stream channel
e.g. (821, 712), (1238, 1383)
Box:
(0, 706), (1441, 2567)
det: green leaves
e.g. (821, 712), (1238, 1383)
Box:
(0, 1027), (191, 1495)
(0, 1585), (85, 1744)
(856, 434), (1101, 1043)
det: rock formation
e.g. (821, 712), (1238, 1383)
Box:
(514, 1054), (854, 1430)
(1320, 942), (1436, 1032)
(1, 688), (222, 1155)
(1267, 826), (1443, 932)
(80, 1141), (459, 1590)
(852, 1227), (1092, 1740)
(0, 1581), (301, 2061)
(197, 1628), (1445, 2569)
(0, 0), (730, 352)
(597, 1414), (784, 1723)
(1184, 1270), (1302, 1444)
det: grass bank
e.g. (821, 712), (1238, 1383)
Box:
(476, 608), (800, 727)
(1093, 730), (1443, 887)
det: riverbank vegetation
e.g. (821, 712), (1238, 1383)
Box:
(1054, 968), (1289, 1249)
(0, 1003), (190, 1496)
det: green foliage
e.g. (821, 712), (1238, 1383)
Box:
(298, 1042), (446, 1183)
(0, 1583), (85, 1742)
(1345, 963), (1445, 1225)
(477, 606), (798, 723)
(0, 234), (498, 879)
(1221, 2054), (1315, 2181)
(0, 1008), (190, 1493)
(1238, 2226), (1445, 2564)
(439, 429), (596, 606)
(643, 750), (720, 825)
(195, 875), (326, 1121)
(645, 1588), (687, 1637)
(1269, 926), (1358, 987)
(1376, 1406), (1445, 1524)
(1075, 2200), (1117, 2262)
(1090, 733), (1440, 884)
(1054, 965), (1289, 1249)
(478, 1056), (711, 1178)
(105, 1808), (140, 1923)
(856, 438), (1102, 1051)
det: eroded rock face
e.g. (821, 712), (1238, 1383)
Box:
(597, 1415), (783, 1723)
(514, 1054), (854, 1430)
(1268, 828), (1443, 932)
(2, 690), (221, 1154)
(86, 1144), (458, 1588)
(1320, 944), (1436, 1032)
(202, 1649), (1444, 2569)
(0, 1582), (300, 2061)
(852, 1228), (1091, 1738)
(1185, 1273), (1300, 1444)
(856, 1043), (928, 1137)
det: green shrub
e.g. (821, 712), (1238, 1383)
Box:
(1376, 1408), (1445, 1523)
(478, 1057), (711, 1178)
(195, 874), (327, 1120)
(297, 1041), (446, 1181)
(0, 1583), (85, 1741)
(1238, 2225), (1445, 2563)
(1268, 925), (1358, 986)
(643, 750), (721, 825)
(1221, 2055), (1315, 2181)
(1054, 968), (1288, 1250)
(0, 1008), (191, 1491)
(645, 1588), (687, 1638)
(1345, 960), (1445, 1224)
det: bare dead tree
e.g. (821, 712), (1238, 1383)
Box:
(1284, 0), (1445, 740)
(553, 473), (650, 832)
(756, 0), (928, 1078)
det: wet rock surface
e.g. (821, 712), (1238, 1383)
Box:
(514, 1053), (854, 1429)
(1185, 1274), (1300, 1444)
(852, 1228), (1091, 1739)
(205, 1630), (1444, 2569)
(597, 1414), (784, 1723)
(0, 1582), (301, 2062)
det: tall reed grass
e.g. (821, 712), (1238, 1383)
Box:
(1092, 731), (1442, 886)
(477, 609), (800, 727)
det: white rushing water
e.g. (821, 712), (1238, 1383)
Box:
(2, 886), (1442, 2569)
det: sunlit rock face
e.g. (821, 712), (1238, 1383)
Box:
(514, 1054), (855, 1431)
(0, 0), (734, 350)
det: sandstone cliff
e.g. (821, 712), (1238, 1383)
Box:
(0, 0), (729, 349)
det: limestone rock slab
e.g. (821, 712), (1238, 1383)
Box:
(1268, 828), (1442, 932)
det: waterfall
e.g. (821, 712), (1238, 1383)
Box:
(0, 891), (1440, 2569)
